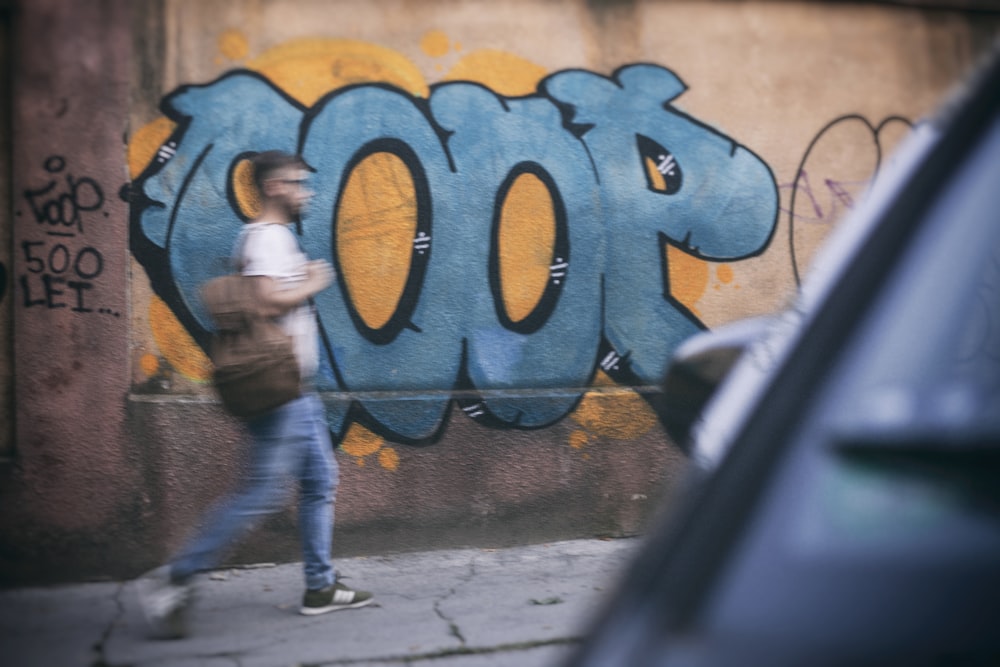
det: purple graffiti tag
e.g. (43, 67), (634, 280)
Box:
(788, 114), (912, 285)
(778, 170), (870, 224)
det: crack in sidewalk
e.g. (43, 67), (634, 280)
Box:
(430, 559), (475, 648)
(89, 583), (126, 667)
(307, 636), (583, 665)
(433, 598), (466, 646)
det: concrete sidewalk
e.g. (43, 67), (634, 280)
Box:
(0, 537), (639, 667)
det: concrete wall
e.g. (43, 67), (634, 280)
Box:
(1, 0), (997, 585)
(0, 5), (12, 460)
(2, 0), (140, 584)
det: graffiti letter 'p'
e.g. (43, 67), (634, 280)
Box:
(542, 64), (778, 384)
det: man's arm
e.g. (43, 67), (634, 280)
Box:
(253, 259), (335, 317)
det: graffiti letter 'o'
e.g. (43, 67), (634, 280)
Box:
(136, 72), (305, 330)
(429, 85), (604, 426)
(301, 84), (456, 440)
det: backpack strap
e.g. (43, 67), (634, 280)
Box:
(232, 227), (253, 274)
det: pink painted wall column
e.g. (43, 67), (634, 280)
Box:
(0, 0), (150, 583)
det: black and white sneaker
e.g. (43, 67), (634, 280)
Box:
(300, 580), (373, 615)
(136, 566), (192, 639)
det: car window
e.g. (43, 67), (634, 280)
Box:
(826, 111), (1000, 443)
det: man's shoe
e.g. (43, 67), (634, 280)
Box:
(136, 566), (192, 639)
(300, 580), (373, 615)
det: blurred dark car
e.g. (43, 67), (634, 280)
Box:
(567, 46), (1000, 667)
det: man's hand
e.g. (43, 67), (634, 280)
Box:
(254, 259), (337, 316)
(305, 260), (335, 293)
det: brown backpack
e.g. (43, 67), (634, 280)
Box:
(200, 252), (301, 420)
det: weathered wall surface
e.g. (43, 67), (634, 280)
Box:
(0, 6), (13, 460)
(1, 0), (997, 584)
(1, 0), (143, 583)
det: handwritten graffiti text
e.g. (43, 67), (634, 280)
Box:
(23, 156), (106, 237)
(19, 156), (118, 317)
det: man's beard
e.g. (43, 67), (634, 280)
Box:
(263, 197), (303, 233)
(280, 197), (303, 223)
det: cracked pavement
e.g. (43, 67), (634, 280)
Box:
(0, 537), (639, 666)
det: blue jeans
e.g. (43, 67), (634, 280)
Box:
(170, 393), (338, 591)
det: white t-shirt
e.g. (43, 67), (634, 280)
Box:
(236, 222), (319, 379)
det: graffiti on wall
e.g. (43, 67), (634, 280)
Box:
(129, 37), (779, 452)
(783, 114), (912, 285)
(17, 156), (118, 316)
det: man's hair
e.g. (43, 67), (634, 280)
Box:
(251, 150), (308, 193)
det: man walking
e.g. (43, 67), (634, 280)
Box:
(138, 150), (372, 639)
